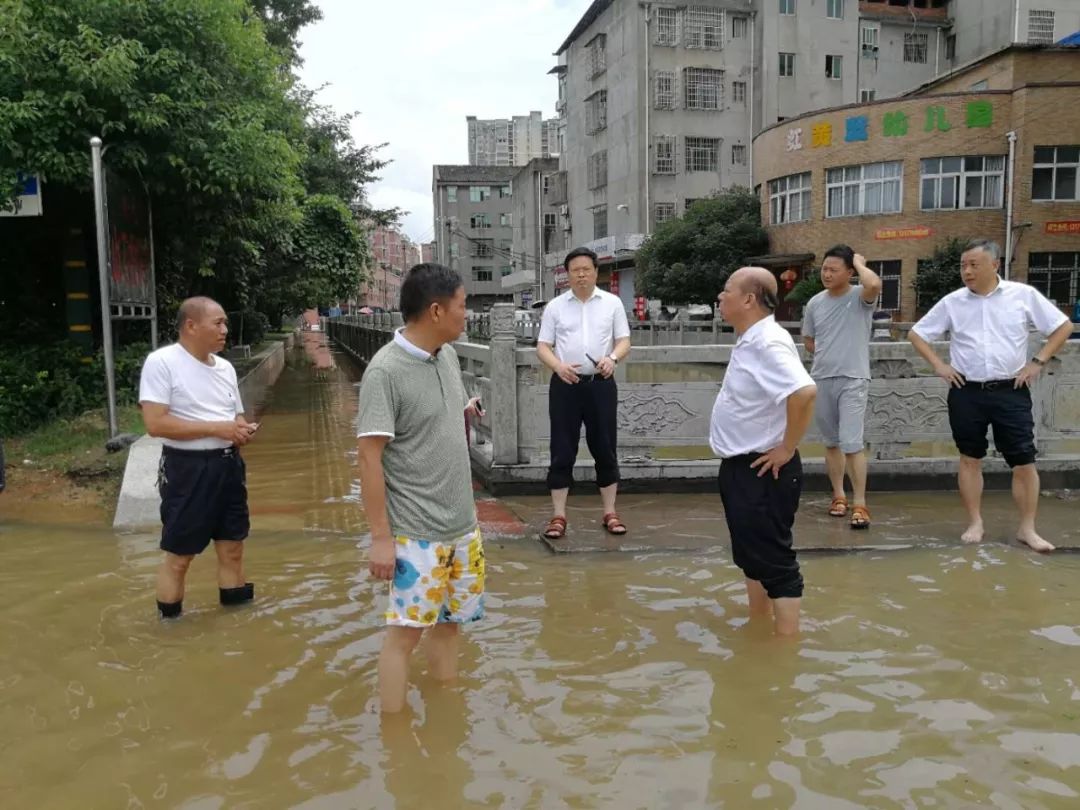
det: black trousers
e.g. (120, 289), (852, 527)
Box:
(718, 452), (804, 599)
(947, 381), (1036, 468)
(547, 374), (619, 491)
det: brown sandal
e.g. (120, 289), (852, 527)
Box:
(828, 496), (849, 517)
(602, 513), (627, 535)
(850, 505), (871, 530)
(543, 516), (567, 539)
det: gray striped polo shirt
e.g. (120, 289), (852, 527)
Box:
(356, 331), (476, 540)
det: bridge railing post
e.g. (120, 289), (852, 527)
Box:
(489, 303), (519, 465)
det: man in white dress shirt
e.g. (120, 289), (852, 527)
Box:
(910, 239), (1073, 552)
(710, 267), (817, 636)
(536, 247), (632, 540)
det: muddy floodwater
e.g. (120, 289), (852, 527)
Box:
(2, 342), (1080, 809)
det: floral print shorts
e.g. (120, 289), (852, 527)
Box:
(385, 527), (486, 627)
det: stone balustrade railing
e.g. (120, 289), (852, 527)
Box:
(329, 303), (1080, 492)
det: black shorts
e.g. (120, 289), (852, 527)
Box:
(947, 382), (1036, 467)
(158, 446), (250, 556)
(718, 452), (804, 599)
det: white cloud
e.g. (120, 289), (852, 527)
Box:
(297, 0), (583, 243)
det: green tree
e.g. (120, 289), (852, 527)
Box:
(635, 187), (769, 304)
(785, 273), (824, 307)
(0, 0), (389, 334)
(913, 237), (966, 313)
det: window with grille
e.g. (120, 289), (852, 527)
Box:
(1028, 252), (1080, 306)
(920, 156), (1005, 210)
(588, 151), (608, 190)
(732, 144), (747, 166)
(684, 6), (724, 49)
(653, 135), (676, 174)
(654, 202), (677, 225)
(1027, 10), (1055, 44)
(859, 88), (876, 102)
(827, 0), (843, 19)
(499, 185), (512, 198)
(593, 206), (608, 239)
(500, 265), (513, 277)
(731, 16), (748, 38)
(447, 186), (457, 202)
(904, 33), (928, 63)
(586, 34), (606, 79)
(585, 90), (608, 133)
(779, 53), (795, 77)
(683, 67), (724, 110)
(472, 266), (493, 282)
(655, 7), (678, 45)
(826, 54), (842, 79)
(861, 25), (879, 58)
(779, 0), (795, 15)
(826, 162), (903, 217)
(654, 71), (675, 110)
(470, 213), (491, 229)
(472, 240), (493, 258)
(733, 81), (746, 103)
(1033, 146), (1080, 201)
(685, 137), (720, 173)
(868, 260), (902, 312)
(768, 172), (811, 224)
(469, 186), (491, 202)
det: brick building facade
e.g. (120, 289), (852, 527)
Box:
(752, 46), (1080, 321)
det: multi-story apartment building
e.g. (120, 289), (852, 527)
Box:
(467, 112), (562, 167)
(432, 164), (518, 310)
(359, 226), (423, 311)
(502, 157), (566, 306)
(551, 0), (1080, 303)
(421, 241), (436, 264)
(753, 45), (1080, 321)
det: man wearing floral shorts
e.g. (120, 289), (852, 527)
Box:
(357, 263), (486, 713)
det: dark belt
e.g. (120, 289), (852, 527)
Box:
(963, 379), (1015, 390)
(162, 445), (238, 457)
(576, 374), (598, 383)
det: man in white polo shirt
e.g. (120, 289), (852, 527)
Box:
(910, 238), (1073, 552)
(710, 267), (817, 636)
(139, 297), (259, 619)
(537, 247), (631, 540)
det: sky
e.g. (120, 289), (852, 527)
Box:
(297, 0), (585, 244)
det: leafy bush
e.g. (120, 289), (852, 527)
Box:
(914, 238), (966, 313)
(0, 342), (149, 437)
(785, 274), (824, 307)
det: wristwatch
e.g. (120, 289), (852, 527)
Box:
(1031, 356), (1045, 366)
(609, 353), (619, 365)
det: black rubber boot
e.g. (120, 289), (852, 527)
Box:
(157, 599), (182, 619)
(219, 582), (255, 606)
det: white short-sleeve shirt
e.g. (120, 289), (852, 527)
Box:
(138, 343), (243, 450)
(710, 316), (816, 458)
(537, 288), (631, 374)
(911, 279), (1069, 382)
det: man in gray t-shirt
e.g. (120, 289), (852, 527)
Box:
(801, 245), (881, 529)
(356, 263), (484, 714)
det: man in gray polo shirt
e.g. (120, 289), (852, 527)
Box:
(357, 263), (484, 714)
(802, 245), (882, 529)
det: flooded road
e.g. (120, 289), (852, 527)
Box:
(2, 342), (1080, 808)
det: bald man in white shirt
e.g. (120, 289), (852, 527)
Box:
(710, 267), (817, 636)
(910, 239), (1073, 552)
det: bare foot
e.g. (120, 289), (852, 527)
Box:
(961, 522), (984, 544)
(1017, 531), (1055, 553)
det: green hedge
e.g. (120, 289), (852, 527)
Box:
(0, 342), (149, 437)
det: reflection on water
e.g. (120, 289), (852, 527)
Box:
(2, 342), (1080, 808)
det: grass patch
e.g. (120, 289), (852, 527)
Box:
(8, 404), (143, 476)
